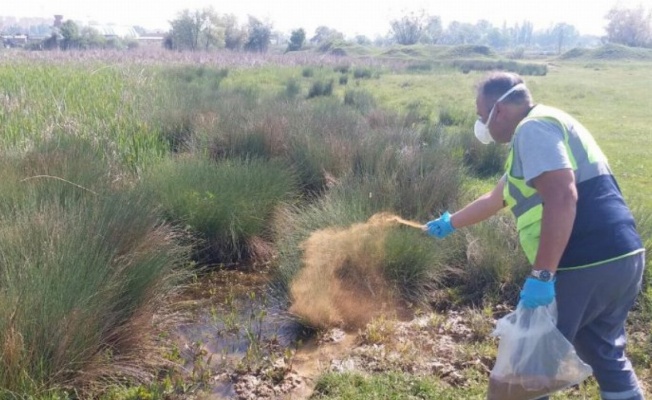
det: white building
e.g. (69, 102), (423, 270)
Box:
(88, 24), (139, 39)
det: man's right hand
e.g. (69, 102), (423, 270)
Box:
(518, 277), (556, 308)
(424, 211), (455, 239)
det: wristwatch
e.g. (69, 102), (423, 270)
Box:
(531, 269), (555, 282)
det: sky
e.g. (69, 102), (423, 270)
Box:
(1, 0), (647, 37)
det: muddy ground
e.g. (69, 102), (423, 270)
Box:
(170, 268), (503, 400)
(170, 269), (650, 400)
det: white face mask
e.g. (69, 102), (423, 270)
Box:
(474, 83), (527, 144)
(474, 118), (494, 144)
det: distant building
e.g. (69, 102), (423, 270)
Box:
(2, 34), (28, 47)
(137, 35), (164, 46)
(88, 24), (139, 39)
(1, 14), (167, 48)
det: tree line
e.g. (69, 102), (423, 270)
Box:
(2, 5), (650, 52)
(164, 5), (651, 53)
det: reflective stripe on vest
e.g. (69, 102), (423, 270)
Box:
(503, 105), (612, 259)
(508, 161), (612, 220)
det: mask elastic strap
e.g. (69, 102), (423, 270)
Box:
(497, 83), (527, 103)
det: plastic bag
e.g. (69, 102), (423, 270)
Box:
(487, 301), (592, 400)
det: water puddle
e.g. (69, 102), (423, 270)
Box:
(170, 213), (422, 398)
(171, 268), (307, 398)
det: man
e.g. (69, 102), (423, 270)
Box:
(425, 71), (645, 400)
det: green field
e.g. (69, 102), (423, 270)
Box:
(0, 46), (650, 398)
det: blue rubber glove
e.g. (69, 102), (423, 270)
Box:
(518, 277), (555, 309)
(424, 211), (455, 239)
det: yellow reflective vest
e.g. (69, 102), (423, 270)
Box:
(503, 105), (642, 269)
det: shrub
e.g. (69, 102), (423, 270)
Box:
(190, 93), (367, 195)
(158, 110), (196, 153)
(271, 185), (381, 301)
(446, 124), (507, 178)
(343, 89), (376, 114)
(446, 44), (494, 58)
(183, 90), (266, 159)
(406, 62), (434, 72)
(286, 28), (306, 52)
(156, 66), (231, 150)
(450, 59), (547, 76)
(307, 79), (334, 98)
(142, 155), (297, 263)
(383, 228), (456, 304)
(0, 140), (189, 395)
(302, 67), (314, 77)
(344, 138), (464, 220)
(446, 213), (528, 306)
(333, 64), (350, 74)
(438, 105), (472, 127)
(163, 66), (229, 100)
(284, 77), (302, 99)
(353, 68), (373, 79)
(0, 192), (189, 395)
(272, 125), (468, 305)
(15, 136), (117, 199)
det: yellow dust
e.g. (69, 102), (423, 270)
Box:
(289, 212), (424, 330)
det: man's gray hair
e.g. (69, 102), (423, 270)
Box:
(476, 71), (532, 105)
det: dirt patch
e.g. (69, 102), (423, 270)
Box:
(226, 308), (498, 399)
(231, 328), (356, 400)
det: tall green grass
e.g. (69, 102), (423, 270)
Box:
(0, 138), (189, 396)
(270, 113), (519, 308)
(0, 62), (167, 170)
(156, 81), (379, 194)
(141, 156), (298, 263)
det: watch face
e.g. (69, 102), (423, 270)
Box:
(533, 270), (553, 281)
(539, 270), (552, 281)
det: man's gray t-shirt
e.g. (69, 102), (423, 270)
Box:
(511, 119), (573, 187)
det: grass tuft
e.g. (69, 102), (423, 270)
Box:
(142, 155), (298, 263)
(0, 139), (189, 395)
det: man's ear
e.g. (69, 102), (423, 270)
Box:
(494, 102), (504, 118)
(492, 102), (502, 121)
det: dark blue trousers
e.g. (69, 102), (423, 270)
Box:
(537, 251), (646, 400)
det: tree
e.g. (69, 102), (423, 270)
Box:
(80, 26), (106, 49)
(42, 32), (61, 50)
(373, 34), (393, 47)
(390, 10), (424, 45)
(310, 26), (344, 44)
(548, 23), (579, 54)
(223, 14), (247, 50)
(287, 28), (305, 52)
(420, 15), (443, 44)
(244, 16), (271, 53)
(169, 10), (201, 50)
(440, 21), (480, 45)
(169, 8), (223, 51)
(605, 6), (652, 47)
(354, 35), (372, 45)
(199, 10), (225, 51)
(487, 26), (510, 49)
(514, 21), (534, 47)
(59, 20), (80, 50)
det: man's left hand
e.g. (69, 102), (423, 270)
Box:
(518, 277), (555, 308)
